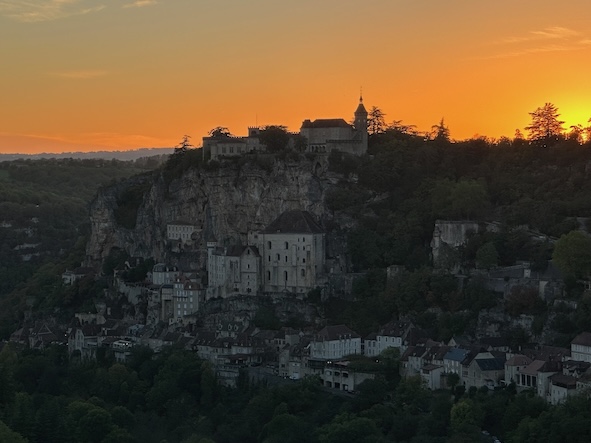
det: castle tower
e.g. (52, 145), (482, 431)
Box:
(354, 95), (368, 153)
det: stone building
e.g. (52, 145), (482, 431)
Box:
(171, 275), (204, 324)
(207, 244), (262, 299)
(300, 96), (368, 155)
(202, 127), (265, 160)
(250, 210), (325, 294)
(202, 96), (368, 160)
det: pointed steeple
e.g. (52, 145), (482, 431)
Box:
(355, 91), (367, 116)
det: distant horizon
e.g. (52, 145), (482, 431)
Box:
(2, 1), (591, 153)
(0, 146), (175, 161)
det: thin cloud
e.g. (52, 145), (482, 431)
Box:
(123, 0), (157, 8)
(477, 44), (575, 60)
(50, 70), (108, 79)
(479, 26), (590, 59)
(499, 26), (580, 44)
(0, 0), (105, 23)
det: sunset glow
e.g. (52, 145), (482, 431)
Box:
(2, 0), (591, 153)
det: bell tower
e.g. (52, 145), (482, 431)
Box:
(354, 94), (368, 153)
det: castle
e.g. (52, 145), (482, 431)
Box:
(202, 97), (368, 160)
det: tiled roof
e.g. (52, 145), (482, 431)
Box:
(550, 373), (577, 389)
(572, 332), (591, 347)
(521, 360), (547, 376)
(444, 348), (471, 362)
(475, 357), (505, 371)
(380, 320), (412, 337)
(262, 210), (324, 234)
(506, 354), (533, 366)
(316, 324), (360, 341)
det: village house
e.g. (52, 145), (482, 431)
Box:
(504, 354), (533, 385)
(463, 352), (505, 389)
(167, 221), (200, 251)
(321, 360), (375, 392)
(310, 324), (361, 360)
(364, 319), (414, 357)
(571, 332), (591, 362)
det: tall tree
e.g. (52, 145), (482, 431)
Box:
(431, 118), (450, 143)
(525, 102), (564, 147)
(174, 135), (192, 154)
(367, 106), (387, 135)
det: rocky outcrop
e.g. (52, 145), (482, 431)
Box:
(86, 155), (342, 270)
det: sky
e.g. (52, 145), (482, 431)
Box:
(2, 0), (591, 153)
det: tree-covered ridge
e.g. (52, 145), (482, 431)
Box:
(0, 158), (158, 336)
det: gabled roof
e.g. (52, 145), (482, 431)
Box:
(521, 360), (547, 376)
(379, 320), (412, 338)
(475, 357), (505, 371)
(506, 354), (533, 367)
(444, 347), (471, 362)
(572, 332), (591, 347)
(262, 210), (324, 234)
(316, 324), (360, 341)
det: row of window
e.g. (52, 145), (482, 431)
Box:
(267, 254), (306, 263)
(267, 239), (308, 250)
(266, 269), (307, 281)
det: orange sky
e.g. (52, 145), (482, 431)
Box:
(2, 0), (591, 153)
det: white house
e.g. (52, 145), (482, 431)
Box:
(310, 325), (361, 360)
(571, 332), (591, 362)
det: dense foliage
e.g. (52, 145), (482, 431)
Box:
(0, 158), (156, 337)
(1, 345), (591, 442)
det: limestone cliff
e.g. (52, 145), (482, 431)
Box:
(86, 156), (344, 269)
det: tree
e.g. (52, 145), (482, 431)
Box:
(449, 179), (489, 219)
(208, 127), (231, 138)
(367, 106), (387, 135)
(525, 102), (564, 147)
(553, 230), (591, 279)
(259, 125), (291, 152)
(431, 118), (450, 143)
(387, 119), (417, 135)
(175, 135), (192, 154)
(475, 242), (498, 269)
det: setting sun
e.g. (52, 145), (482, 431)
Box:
(2, 1), (591, 153)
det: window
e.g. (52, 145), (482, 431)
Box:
(285, 256), (288, 263)
(267, 271), (271, 281)
(285, 242), (289, 249)
(268, 255), (271, 262)
(301, 269), (305, 277)
(267, 241), (272, 249)
(284, 271), (288, 282)
(277, 253), (280, 261)
(302, 258), (306, 263)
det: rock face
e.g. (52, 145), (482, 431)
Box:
(86, 156), (340, 270)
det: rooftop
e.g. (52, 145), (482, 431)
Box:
(263, 210), (324, 234)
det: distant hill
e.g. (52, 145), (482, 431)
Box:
(0, 147), (175, 162)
